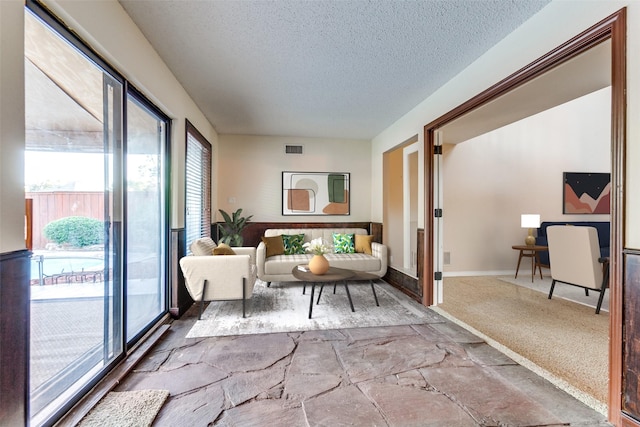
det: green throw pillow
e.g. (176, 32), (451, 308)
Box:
(282, 234), (306, 255)
(333, 233), (355, 254)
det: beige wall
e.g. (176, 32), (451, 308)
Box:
(216, 135), (371, 223)
(383, 147), (404, 266)
(371, 0), (640, 250)
(443, 88), (610, 274)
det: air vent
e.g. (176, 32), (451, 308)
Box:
(285, 144), (304, 154)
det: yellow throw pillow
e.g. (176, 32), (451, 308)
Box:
(355, 234), (373, 255)
(213, 243), (237, 255)
(261, 235), (285, 257)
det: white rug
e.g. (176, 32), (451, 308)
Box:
(78, 389), (169, 427)
(186, 279), (433, 338)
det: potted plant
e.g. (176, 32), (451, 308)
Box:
(217, 208), (253, 247)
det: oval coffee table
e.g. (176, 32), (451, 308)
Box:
(291, 266), (355, 319)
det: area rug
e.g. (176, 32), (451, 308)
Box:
(438, 276), (609, 405)
(77, 389), (169, 427)
(186, 279), (433, 338)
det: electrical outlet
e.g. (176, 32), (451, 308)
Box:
(444, 252), (451, 265)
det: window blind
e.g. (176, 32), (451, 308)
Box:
(185, 120), (212, 250)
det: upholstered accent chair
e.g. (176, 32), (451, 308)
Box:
(179, 237), (257, 319)
(546, 225), (609, 314)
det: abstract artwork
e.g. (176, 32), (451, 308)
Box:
(282, 171), (350, 215)
(563, 172), (611, 214)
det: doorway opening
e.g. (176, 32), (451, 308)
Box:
(383, 134), (423, 299)
(422, 10), (625, 421)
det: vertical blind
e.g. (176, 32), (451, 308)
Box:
(185, 120), (212, 249)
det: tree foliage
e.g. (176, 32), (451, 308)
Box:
(43, 216), (104, 247)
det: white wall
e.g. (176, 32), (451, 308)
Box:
(217, 135), (371, 223)
(443, 88), (610, 273)
(0, 0), (26, 253)
(371, 1), (640, 250)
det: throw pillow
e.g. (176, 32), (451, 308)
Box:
(333, 233), (355, 254)
(355, 234), (374, 255)
(261, 235), (285, 258)
(282, 234), (306, 255)
(213, 243), (236, 255)
(191, 237), (217, 256)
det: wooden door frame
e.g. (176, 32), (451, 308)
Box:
(422, 9), (626, 425)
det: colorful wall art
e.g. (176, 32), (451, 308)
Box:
(563, 172), (611, 214)
(282, 171), (350, 215)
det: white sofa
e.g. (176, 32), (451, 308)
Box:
(256, 228), (387, 285)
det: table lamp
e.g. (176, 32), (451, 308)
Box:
(521, 214), (540, 246)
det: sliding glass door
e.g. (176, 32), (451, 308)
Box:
(25, 10), (124, 423)
(25, 5), (169, 425)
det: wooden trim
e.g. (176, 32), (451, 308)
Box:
(385, 228), (423, 301)
(609, 8), (627, 426)
(422, 8), (626, 425)
(369, 223), (383, 248)
(0, 250), (31, 427)
(423, 129), (435, 307)
(170, 228), (191, 318)
(25, 198), (33, 251)
(622, 252), (640, 425)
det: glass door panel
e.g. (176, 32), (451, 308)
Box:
(125, 95), (167, 341)
(25, 11), (123, 423)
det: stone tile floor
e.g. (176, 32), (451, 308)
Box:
(116, 305), (611, 426)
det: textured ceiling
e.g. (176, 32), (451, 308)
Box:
(118, 0), (551, 139)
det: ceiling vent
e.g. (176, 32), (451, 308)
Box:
(285, 144), (304, 155)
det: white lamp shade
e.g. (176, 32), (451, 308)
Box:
(521, 214), (541, 228)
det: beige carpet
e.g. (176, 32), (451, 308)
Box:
(78, 389), (169, 427)
(439, 276), (609, 405)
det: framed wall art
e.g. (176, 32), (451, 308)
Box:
(282, 171), (350, 216)
(563, 172), (611, 214)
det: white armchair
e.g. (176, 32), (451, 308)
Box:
(179, 238), (257, 319)
(546, 225), (609, 314)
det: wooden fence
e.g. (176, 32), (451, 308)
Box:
(26, 192), (104, 250)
